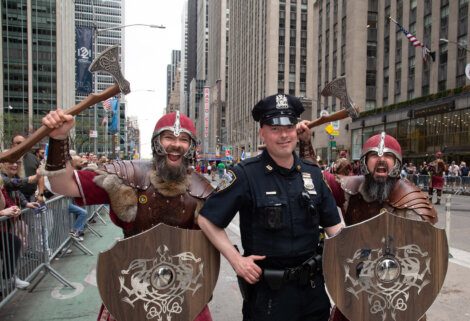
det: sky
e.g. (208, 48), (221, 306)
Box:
(124, 0), (186, 158)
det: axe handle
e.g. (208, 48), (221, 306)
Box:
(0, 84), (121, 163)
(306, 109), (349, 129)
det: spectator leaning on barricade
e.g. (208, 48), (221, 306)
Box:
(0, 176), (30, 289)
(448, 161), (460, 177)
(11, 135), (44, 202)
(0, 158), (41, 210)
(0, 157), (41, 261)
(419, 161), (429, 175)
(460, 162), (469, 177)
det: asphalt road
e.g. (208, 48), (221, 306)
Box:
(0, 175), (468, 320)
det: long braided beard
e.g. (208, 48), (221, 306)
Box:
(364, 174), (397, 203)
(153, 148), (190, 183)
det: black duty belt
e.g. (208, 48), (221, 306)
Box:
(262, 253), (322, 290)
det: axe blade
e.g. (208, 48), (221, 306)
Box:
(89, 45), (130, 95)
(321, 76), (358, 119)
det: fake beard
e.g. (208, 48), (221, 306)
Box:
(364, 174), (397, 203)
(154, 149), (189, 182)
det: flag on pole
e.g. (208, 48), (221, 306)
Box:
(102, 97), (113, 111)
(388, 16), (435, 62)
(108, 97), (119, 134)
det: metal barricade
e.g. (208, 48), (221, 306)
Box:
(0, 216), (24, 305)
(443, 175), (462, 194)
(0, 196), (100, 307)
(408, 174), (431, 191)
(461, 176), (470, 194)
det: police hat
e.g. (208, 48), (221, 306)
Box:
(252, 94), (305, 126)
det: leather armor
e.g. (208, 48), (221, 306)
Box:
(340, 176), (437, 225)
(100, 160), (214, 237)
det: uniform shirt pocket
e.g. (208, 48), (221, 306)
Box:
(255, 197), (288, 231)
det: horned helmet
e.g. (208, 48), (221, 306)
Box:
(151, 111), (197, 160)
(360, 132), (402, 178)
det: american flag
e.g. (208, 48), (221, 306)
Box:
(389, 16), (435, 62)
(102, 97), (113, 111)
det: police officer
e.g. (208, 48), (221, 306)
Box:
(198, 94), (344, 321)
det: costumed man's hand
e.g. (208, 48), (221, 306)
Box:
(233, 254), (266, 284)
(296, 120), (312, 143)
(42, 108), (75, 139)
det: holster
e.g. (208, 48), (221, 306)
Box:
(263, 269), (285, 290)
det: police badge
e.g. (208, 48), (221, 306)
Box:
(301, 172), (317, 195)
(275, 94), (289, 109)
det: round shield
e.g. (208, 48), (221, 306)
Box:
(323, 210), (448, 321)
(97, 223), (220, 321)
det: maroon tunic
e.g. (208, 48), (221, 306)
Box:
(74, 170), (213, 321)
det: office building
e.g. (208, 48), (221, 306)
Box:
(226, 0), (312, 159)
(75, 0), (125, 156)
(312, 0), (470, 163)
(0, 1), (75, 150)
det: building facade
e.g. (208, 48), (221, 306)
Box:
(166, 49), (181, 106)
(313, 0), (470, 164)
(0, 0), (75, 150)
(226, 0), (313, 159)
(75, 0), (125, 156)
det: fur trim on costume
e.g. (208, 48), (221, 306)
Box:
(194, 199), (204, 225)
(93, 172), (137, 223)
(149, 170), (190, 197)
(38, 164), (68, 177)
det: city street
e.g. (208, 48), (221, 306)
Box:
(0, 176), (468, 320)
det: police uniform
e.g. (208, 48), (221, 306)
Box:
(200, 94), (341, 321)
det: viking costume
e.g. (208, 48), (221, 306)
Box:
(428, 152), (446, 205)
(302, 133), (437, 321)
(45, 112), (215, 321)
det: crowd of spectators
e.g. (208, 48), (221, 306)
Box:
(0, 134), (113, 290)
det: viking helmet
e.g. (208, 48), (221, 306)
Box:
(151, 111), (197, 160)
(360, 132), (402, 177)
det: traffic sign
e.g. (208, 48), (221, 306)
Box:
(332, 120), (340, 130)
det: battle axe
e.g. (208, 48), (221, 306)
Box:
(306, 76), (359, 129)
(0, 45), (130, 163)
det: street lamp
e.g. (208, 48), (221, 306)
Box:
(439, 38), (470, 53)
(97, 24), (165, 34)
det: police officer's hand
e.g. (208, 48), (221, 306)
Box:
(234, 255), (266, 284)
(42, 108), (75, 140)
(296, 120), (312, 143)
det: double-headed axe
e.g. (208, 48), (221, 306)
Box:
(0, 45), (130, 163)
(306, 76), (359, 129)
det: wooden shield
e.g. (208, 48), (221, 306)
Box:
(97, 224), (220, 321)
(323, 210), (448, 321)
